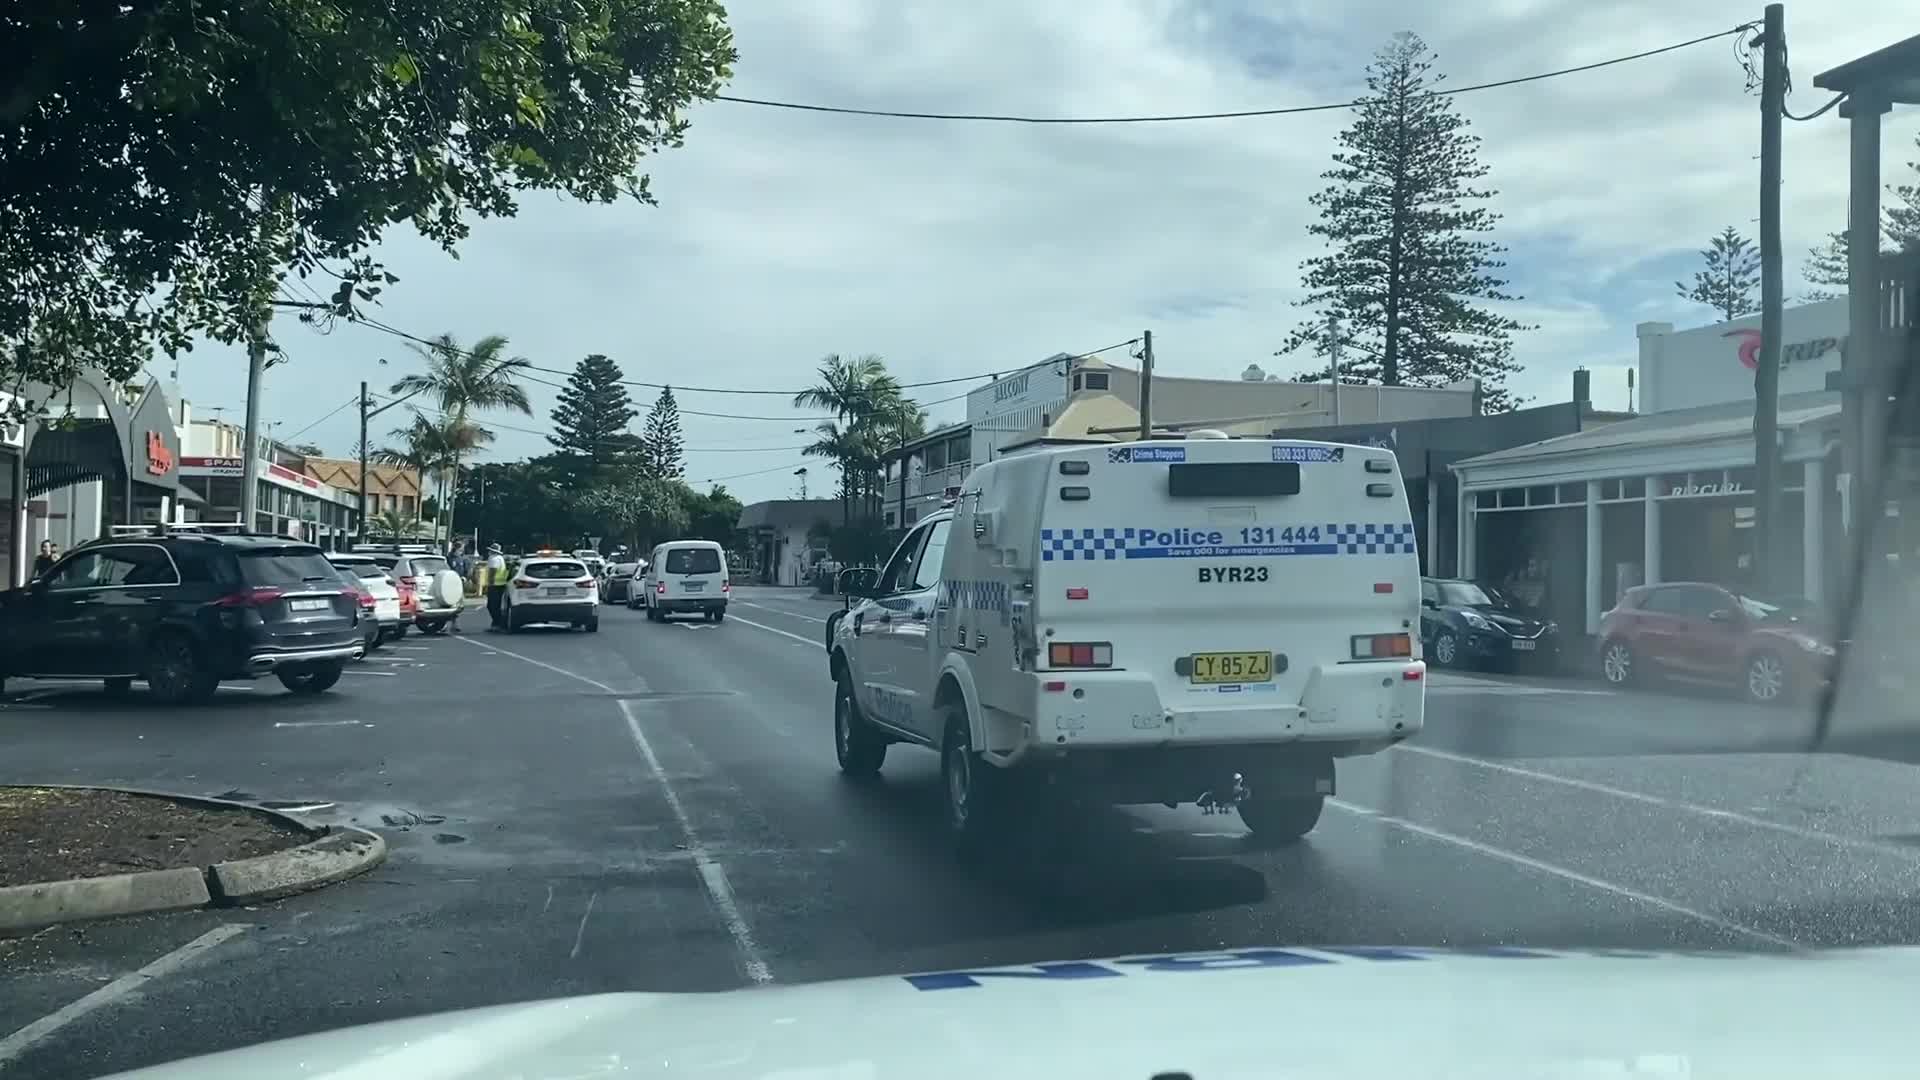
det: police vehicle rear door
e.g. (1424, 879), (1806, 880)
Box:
(1035, 437), (1419, 713)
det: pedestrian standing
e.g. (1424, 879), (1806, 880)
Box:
(484, 543), (508, 630)
(32, 540), (57, 578)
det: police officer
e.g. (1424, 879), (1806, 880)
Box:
(484, 543), (509, 630)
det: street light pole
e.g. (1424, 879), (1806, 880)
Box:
(239, 313), (268, 531)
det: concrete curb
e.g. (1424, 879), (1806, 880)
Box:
(211, 827), (386, 904)
(0, 786), (386, 934)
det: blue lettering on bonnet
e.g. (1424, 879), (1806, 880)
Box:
(902, 946), (1700, 990)
(1040, 524), (1416, 561)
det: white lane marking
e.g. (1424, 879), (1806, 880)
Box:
(273, 719), (368, 728)
(618, 698), (773, 984)
(733, 600), (828, 625)
(1425, 682), (1614, 697)
(454, 636), (620, 695)
(1327, 799), (1798, 949)
(0, 924), (248, 1066)
(726, 613), (823, 649)
(542, 884), (555, 914)
(1393, 743), (1920, 862)
(568, 891), (599, 960)
(342, 669), (398, 677)
(391, 646), (429, 652)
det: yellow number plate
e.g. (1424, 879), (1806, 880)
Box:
(1189, 651), (1273, 684)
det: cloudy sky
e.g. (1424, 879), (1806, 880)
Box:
(170, 0), (1919, 504)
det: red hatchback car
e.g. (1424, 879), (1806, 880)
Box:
(1597, 582), (1837, 705)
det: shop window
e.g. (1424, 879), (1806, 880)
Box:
(1623, 477), (1645, 499)
(1474, 491), (1498, 510)
(1527, 486), (1555, 507)
(1599, 480), (1621, 501)
(1498, 488), (1524, 509)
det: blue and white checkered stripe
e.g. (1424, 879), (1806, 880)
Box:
(1325, 522), (1417, 554)
(1041, 527), (1130, 561)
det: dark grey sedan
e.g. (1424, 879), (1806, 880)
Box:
(602, 561), (643, 604)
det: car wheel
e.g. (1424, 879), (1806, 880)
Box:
(1237, 793), (1325, 843)
(393, 624), (409, 640)
(104, 677), (133, 697)
(1600, 638), (1636, 687)
(712, 608), (726, 624)
(585, 618), (599, 633)
(145, 633), (219, 705)
(278, 663), (344, 695)
(1745, 651), (1789, 705)
(834, 678), (886, 778)
(419, 620), (446, 635)
(940, 705), (1002, 852)
(1432, 630), (1460, 668)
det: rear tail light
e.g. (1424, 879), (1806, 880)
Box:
(1351, 633), (1413, 659)
(1047, 641), (1113, 668)
(514, 578), (539, 589)
(356, 590), (375, 611)
(214, 586), (285, 608)
(722, 580), (731, 593)
(575, 577), (595, 587)
(656, 581), (667, 595)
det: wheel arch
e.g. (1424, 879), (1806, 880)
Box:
(934, 659), (984, 748)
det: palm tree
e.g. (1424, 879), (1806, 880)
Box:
(374, 414), (478, 542)
(793, 355), (914, 524)
(390, 333), (532, 536)
(370, 507), (423, 541)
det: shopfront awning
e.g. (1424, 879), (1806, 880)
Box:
(1452, 392), (1840, 489)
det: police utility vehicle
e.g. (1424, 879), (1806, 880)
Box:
(827, 432), (1426, 844)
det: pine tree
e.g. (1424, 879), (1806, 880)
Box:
(642, 387), (685, 481)
(1889, 134), (1920, 254)
(1801, 231), (1849, 303)
(548, 353), (639, 466)
(1675, 226), (1760, 321)
(1275, 32), (1531, 412)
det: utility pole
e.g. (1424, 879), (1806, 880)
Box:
(1327, 312), (1343, 426)
(1137, 330), (1154, 440)
(357, 381), (370, 543)
(1753, 2), (1786, 591)
(239, 312), (268, 531)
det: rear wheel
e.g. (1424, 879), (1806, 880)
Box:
(419, 620), (446, 636)
(1432, 630), (1461, 668)
(145, 634), (219, 705)
(711, 608), (726, 624)
(940, 706), (1004, 852)
(833, 678), (886, 778)
(1745, 651), (1789, 705)
(585, 617), (600, 633)
(392, 624), (409, 640)
(1237, 794), (1324, 843)
(278, 663), (343, 695)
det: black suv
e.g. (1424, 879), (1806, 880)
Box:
(0, 533), (366, 703)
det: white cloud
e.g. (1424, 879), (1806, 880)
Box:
(182, 0), (1920, 503)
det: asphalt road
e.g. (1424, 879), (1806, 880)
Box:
(6, 586), (1920, 1078)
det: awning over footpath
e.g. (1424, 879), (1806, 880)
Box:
(1453, 391), (1840, 488)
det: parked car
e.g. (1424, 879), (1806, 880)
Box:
(1597, 581), (1837, 704)
(1419, 578), (1559, 671)
(603, 561), (643, 604)
(326, 553), (406, 643)
(329, 561), (383, 654)
(0, 533), (364, 702)
(370, 551), (461, 634)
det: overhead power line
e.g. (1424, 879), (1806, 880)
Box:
(712, 26), (1747, 124)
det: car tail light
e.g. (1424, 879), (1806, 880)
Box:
(1047, 641), (1112, 668)
(1351, 633), (1413, 659)
(722, 580), (731, 593)
(355, 589), (375, 611)
(514, 578), (539, 589)
(575, 577), (595, 587)
(656, 581), (667, 595)
(214, 586), (285, 608)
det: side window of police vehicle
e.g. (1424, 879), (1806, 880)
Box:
(910, 520), (950, 592)
(876, 527), (930, 596)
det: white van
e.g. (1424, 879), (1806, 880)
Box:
(642, 539), (730, 622)
(827, 433), (1426, 844)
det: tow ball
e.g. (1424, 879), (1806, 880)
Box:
(1196, 773), (1250, 816)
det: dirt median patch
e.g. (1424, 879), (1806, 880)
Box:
(0, 787), (310, 888)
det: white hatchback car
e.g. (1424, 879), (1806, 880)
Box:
(326, 553), (406, 643)
(502, 556), (600, 633)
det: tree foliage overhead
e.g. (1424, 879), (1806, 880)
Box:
(0, 1), (737, 389)
(549, 353), (639, 465)
(1675, 226), (1759, 321)
(641, 386), (685, 480)
(1275, 32), (1531, 412)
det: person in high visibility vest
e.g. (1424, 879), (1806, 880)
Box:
(484, 543), (509, 630)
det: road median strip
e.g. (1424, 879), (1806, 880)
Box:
(0, 785), (385, 934)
